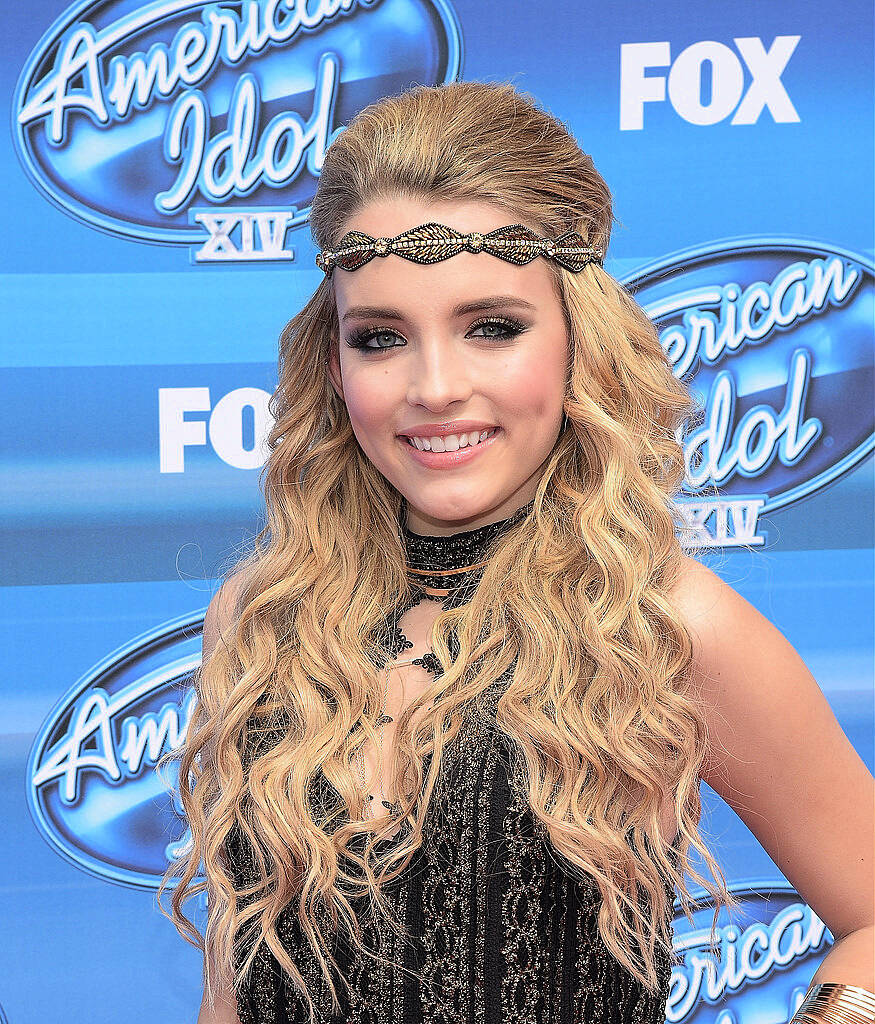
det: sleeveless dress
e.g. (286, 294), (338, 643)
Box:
(225, 500), (676, 1024)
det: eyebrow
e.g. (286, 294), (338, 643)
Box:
(340, 294), (537, 324)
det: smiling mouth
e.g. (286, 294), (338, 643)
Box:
(401, 427), (500, 452)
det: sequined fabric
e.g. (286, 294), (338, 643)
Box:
(227, 499), (675, 1023)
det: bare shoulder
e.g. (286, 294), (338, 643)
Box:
(662, 553), (775, 775)
(202, 564), (258, 662)
(663, 553), (731, 633)
(663, 553), (750, 676)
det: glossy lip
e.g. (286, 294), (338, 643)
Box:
(397, 420), (497, 439)
(399, 427), (501, 468)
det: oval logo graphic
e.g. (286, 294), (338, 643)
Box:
(28, 611), (201, 889)
(623, 239), (874, 548)
(14, 0), (462, 251)
(669, 880), (833, 1023)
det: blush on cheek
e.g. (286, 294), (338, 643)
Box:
(344, 406), (397, 475)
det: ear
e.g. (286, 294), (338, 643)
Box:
(326, 337), (344, 401)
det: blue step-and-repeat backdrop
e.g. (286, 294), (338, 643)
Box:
(2, 1), (872, 1021)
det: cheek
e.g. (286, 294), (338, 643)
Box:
(495, 339), (567, 420)
(341, 366), (394, 422)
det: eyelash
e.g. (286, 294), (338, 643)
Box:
(344, 316), (528, 354)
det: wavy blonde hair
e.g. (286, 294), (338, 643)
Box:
(158, 79), (737, 1020)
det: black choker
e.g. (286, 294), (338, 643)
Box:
(365, 499), (535, 674)
(401, 499), (535, 592)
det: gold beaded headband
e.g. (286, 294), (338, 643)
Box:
(315, 222), (604, 277)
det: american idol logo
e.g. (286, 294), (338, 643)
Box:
(669, 880), (833, 1023)
(27, 611), (202, 888)
(624, 240), (874, 548)
(13, 0), (463, 260)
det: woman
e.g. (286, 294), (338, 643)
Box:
(159, 81), (874, 1024)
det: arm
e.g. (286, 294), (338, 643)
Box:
(668, 557), (875, 990)
(197, 970), (242, 1024)
(195, 571), (254, 1024)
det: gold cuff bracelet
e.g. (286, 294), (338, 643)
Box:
(791, 982), (875, 1023)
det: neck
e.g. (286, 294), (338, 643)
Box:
(401, 499), (535, 590)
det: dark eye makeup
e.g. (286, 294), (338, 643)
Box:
(344, 315), (529, 354)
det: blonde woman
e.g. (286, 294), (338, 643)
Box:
(159, 81), (875, 1024)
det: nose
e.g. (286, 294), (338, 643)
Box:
(405, 334), (474, 411)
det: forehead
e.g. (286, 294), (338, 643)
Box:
(332, 196), (559, 320)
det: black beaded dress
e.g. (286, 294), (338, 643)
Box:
(226, 499), (676, 1024)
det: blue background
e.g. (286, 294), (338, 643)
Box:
(1, 1), (872, 1021)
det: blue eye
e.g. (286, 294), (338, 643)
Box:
(468, 316), (527, 339)
(344, 317), (527, 355)
(346, 327), (402, 352)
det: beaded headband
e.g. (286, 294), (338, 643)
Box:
(315, 222), (604, 277)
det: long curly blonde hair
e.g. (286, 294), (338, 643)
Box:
(158, 79), (736, 1020)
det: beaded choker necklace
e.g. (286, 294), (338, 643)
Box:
(401, 497), (536, 600)
(373, 497), (536, 672)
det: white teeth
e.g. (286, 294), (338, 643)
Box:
(406, 428), (497, 451)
